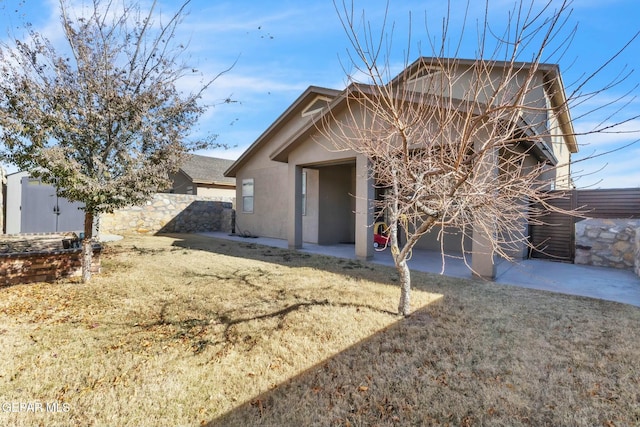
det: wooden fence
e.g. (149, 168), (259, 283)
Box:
(529, 188), (640, 261)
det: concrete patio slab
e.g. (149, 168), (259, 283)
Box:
(199, 232), (640, 308)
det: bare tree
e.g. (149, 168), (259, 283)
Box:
(0, 0), (229, 282)
(323, 0), (638, 315)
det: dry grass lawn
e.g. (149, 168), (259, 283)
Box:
(1, 233), (639, 426)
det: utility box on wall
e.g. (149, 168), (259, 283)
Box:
(5, 171), (85, 234)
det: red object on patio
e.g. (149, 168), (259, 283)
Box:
(373, 221), (389, 248)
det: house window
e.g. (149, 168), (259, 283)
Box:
(543, 89), (553, 130)
(301, 171), (307, 216)
(242, 178), (254, 213)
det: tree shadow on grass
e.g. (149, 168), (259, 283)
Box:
(203, 304), (464, 427)
(102, 233), (445, 360)
(127, 297), (399, 356)
(203, 298), (640, 427)
(153, 233), (457, 355)
(110, 234), (640, 426)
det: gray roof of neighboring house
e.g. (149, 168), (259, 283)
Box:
(179, 154), (236, 186)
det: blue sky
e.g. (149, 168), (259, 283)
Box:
(1, 0), (638, 188)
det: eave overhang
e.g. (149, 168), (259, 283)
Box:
(224, 86), (342, 177)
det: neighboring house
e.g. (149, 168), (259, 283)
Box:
(168, 154), (236, 199)
(5, 171), (85, 234)
(224, 57), (578, 278)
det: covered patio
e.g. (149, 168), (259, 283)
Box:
(198, 231), (640, 307)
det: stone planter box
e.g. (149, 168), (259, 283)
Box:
(0, 233), (101, 287)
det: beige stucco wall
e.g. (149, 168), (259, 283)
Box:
(234, 109), (323, 240)
(234, 101), (364, 242)
(409, 66), (547, 120)
(543, 103), (572, 189)
(285, 109), (363, 246)
(409, 64), (572, 190)
(196, 186), (236, 199)
(234, 165), (282, 240)
(236, 164), (288, 239)
(414, 226), (472, 253)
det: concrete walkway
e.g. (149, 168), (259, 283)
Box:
(199, 232), (640, 308)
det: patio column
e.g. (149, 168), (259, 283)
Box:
(355, 154), (374, 260)
(472, 142), (499, 279)
(288, 163), (303, 249)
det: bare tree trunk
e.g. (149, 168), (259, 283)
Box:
(81, 211), (94, 283)
(397, 259), (411, 316)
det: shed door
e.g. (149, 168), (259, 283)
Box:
(20, 177), (85, 233)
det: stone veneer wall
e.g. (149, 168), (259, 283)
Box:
(99, 193), (234, 235)
(575, 218), (640, 276)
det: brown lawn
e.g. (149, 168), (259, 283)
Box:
(0, 233), (639, 426)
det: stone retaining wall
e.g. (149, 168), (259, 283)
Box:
(575, 218), (640, 276)
(99, 193), (234, 235)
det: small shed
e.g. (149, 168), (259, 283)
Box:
(5, 171), (85, 234)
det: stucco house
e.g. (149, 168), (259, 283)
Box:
(224, 57), (578, 278)
(168, 154), (236, 199)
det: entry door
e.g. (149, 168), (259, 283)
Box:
(20, 177), (85, 233)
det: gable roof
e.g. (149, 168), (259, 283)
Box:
(269, 83), (364, 163)
(228, 57), (578, 174)
(396, 57), (578, 153)
(224, 86), (341, 177)
(179, 154), (236, 186)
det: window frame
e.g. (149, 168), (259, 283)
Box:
(301, 171), (307, 216)
(242, 178), (254, 213)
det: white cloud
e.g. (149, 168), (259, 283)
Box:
(576, 169), (640, 189)
(573, 119), (640, 148)
(182, 5), (304, 34)
(573, 147), (640, 189)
